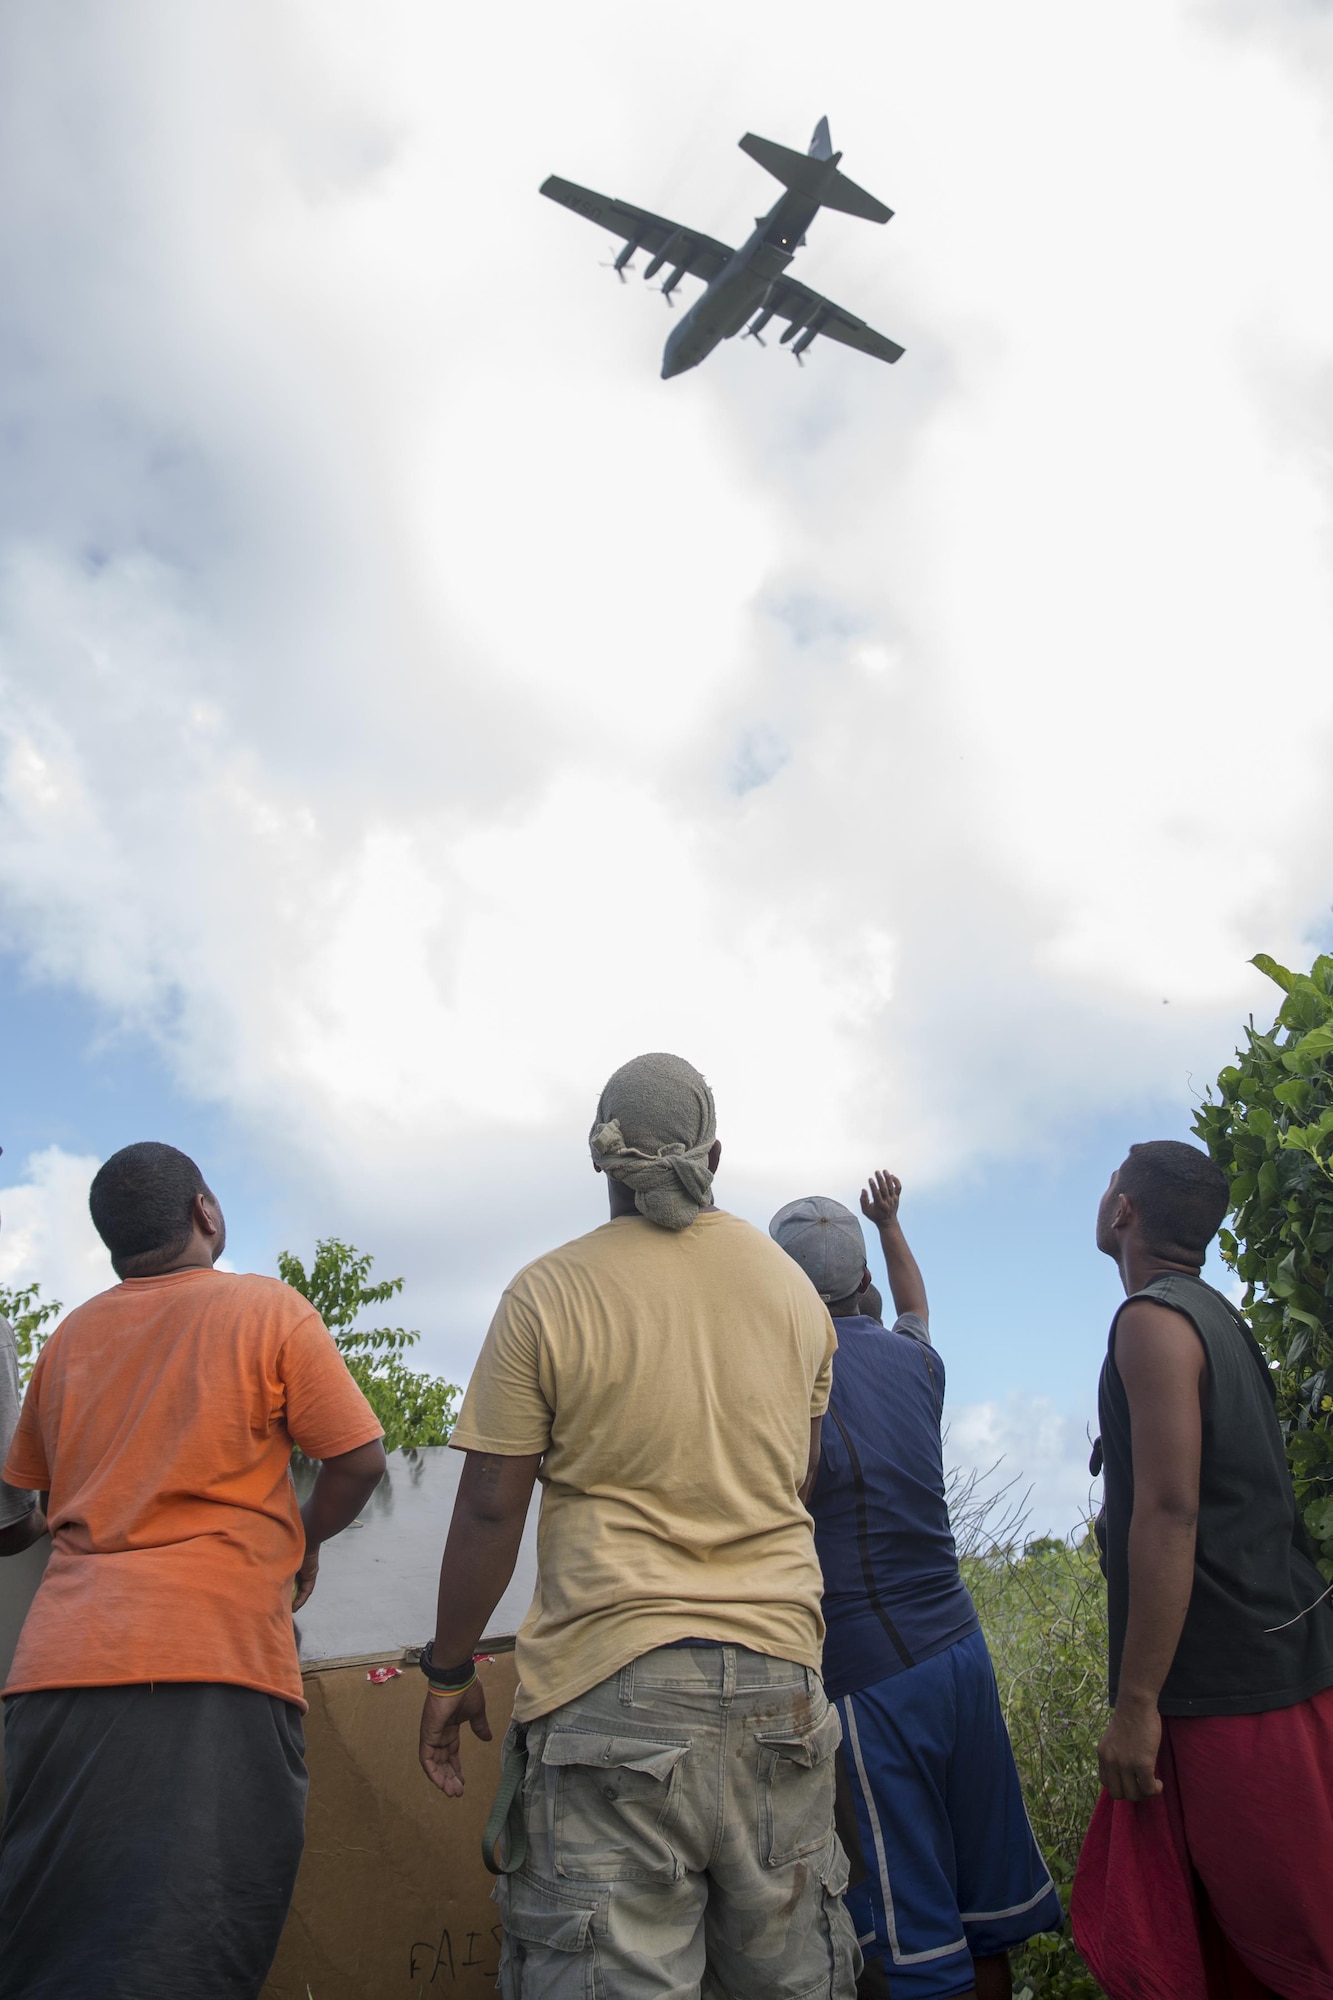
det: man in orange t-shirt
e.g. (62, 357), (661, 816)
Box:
(0, 1142), (386, 2000)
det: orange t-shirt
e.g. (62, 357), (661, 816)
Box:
(2, 1267), (382, 1709)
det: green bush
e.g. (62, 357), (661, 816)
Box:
(279, 1237), (460, 1453)
(1192, 951), (1333, 1576)
(966, 1534), (1108, 1998)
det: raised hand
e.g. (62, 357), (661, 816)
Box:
(860, 1170), (902, 1230)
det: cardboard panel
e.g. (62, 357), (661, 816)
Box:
(262, 1650), (519, 2000)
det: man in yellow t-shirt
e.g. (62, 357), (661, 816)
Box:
(419, 1053), (860, 1998)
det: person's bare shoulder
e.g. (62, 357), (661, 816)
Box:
(1112, 1296), (1206, 1355)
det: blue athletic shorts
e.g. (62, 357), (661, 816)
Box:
(835, 1628), (1063, 1998)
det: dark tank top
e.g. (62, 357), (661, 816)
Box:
(1100, 1271), (1333, 1716)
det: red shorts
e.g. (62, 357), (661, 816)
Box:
(1071, 1684), (1333, 2000)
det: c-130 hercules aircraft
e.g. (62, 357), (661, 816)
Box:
(541, 118), (903, 379)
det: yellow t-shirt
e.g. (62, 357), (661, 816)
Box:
(452, 1208), (837, 1721)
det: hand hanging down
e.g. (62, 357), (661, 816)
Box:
(419, 1678), (494, 1798)
(418, 1449), (541, 1797)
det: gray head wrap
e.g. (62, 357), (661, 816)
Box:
(589, 1052), (717, 1232)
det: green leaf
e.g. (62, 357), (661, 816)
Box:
(1253, 953), (1296, 993)
(1288, 1326), (1313, 1368)
(1282, 1024), (1333, 1072)
(1280, 976), (1333, 1036)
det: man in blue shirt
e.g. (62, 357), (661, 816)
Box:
(771, 1172), (1061, 2000)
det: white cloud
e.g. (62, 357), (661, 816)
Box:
(946, 1395), (1102, 1544)
(0, 1148), (115, 1318)
(0, 0), (1332, 1360)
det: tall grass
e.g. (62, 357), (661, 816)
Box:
(952, 1468), (1108, 1998)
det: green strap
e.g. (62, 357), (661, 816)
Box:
(481, 1729), (528, 1876)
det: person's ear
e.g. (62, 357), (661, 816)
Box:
(707, 1139), (722, 1173)
(1113, 1193), (1132, 1233)
(857, 1266), (872, 1295)
(195, 1191), (221, 1239)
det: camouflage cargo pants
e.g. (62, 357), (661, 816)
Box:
(495, 1644), (861, 1999)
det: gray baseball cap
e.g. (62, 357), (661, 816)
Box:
(769, 1196), (868, 1303)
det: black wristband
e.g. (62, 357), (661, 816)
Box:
(420, 1640), (475, 1688)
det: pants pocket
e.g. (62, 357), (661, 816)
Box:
(755, 1703), (843, 1867)
(497, 1873), (600, 2000)
(542, 1729), (690, 1883)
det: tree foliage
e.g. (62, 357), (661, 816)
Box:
(946, 1462), (1106, 1995)
(0, 1281), (63, 1385)
(278, 1237), (459, 1454)
(1192, 951), (1333, 1577)
(968, 1535), (1108, 1997)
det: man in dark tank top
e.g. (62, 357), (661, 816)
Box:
(1071, 1140), (1333, 2000)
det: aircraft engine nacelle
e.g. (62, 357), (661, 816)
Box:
(643, 231), (684, 282)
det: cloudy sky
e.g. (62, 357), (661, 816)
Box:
(3, 0), (1332, 1533)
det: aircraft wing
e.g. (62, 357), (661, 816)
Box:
(540, 176), (735, 283)
(763, 274), (905, 364)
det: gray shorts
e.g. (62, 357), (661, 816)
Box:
(497, 1644), (860, 1999)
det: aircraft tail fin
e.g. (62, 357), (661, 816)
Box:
(738, 126), (892, 224)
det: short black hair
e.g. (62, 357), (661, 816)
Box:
(1117, 1140), (1228, 1260)
(89, 1142), (208, 1276)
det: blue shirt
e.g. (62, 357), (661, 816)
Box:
(811, 1313), (979, 1699)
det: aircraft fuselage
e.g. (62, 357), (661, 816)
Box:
(660, 190), (821, 379)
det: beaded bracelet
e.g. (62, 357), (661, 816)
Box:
(427, 1672), (477, 1700)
